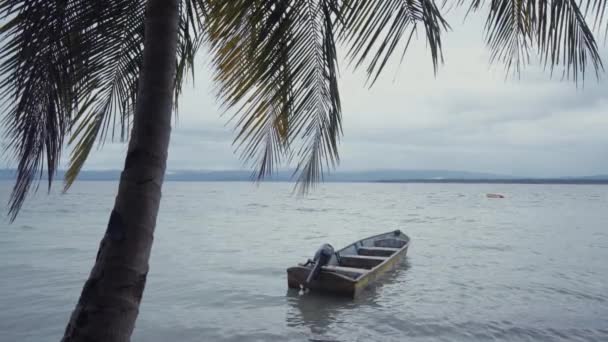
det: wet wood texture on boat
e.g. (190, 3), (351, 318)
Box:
(286, 230), (410, 297)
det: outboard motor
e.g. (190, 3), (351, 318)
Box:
(304, 243), (335, 287)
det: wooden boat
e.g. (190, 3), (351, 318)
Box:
(486, 193), (505, 198)
(287, 230), (410, 298)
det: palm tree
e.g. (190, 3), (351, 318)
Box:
(0, 0), (605, 341)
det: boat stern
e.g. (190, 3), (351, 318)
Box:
(287, 266), (357, 298)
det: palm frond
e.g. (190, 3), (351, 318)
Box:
(1, 0), (207, 219)
(206, 0), (342, 188)
(63, 0), (145, 190)
(484, 0), (534, 74)
(582, 0), (607, 37)
(206, 0), (291, 179)
(339, 0), (450, 84)
(175, 0), (207, 114)
(0, 0), (83, 220)
(538, 0), (603, 81)
(290, 0), (342, 190)
(65, 0), (206, 191)
(460, 0), (604, 81)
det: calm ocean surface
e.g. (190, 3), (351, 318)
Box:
(1, 181), (607, 341)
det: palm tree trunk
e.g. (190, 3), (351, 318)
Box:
(61, 0), (179, 341)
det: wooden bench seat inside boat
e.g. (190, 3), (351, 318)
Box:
(323, 265), (368, 278)
(374, 238), (408, 248)
(358, 246), (400, 257)
(339, 255), (387, 269)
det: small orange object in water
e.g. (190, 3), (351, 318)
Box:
(486, 193), (505, 198)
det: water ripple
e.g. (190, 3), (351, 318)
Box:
(1, 182), (607, 342)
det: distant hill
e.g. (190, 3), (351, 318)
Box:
(1, 169), (608, 184)
(571, 174), (608, 180)
(323, 170), (516, 181)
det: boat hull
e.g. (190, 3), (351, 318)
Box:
(287, 231), (410, 298)
(350, 245), (408, 296)
(287, 266), (358, 297)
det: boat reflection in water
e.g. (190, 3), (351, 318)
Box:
(285, 260), (411, 339)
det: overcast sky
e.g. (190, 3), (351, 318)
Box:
(2, 11), (608, 177)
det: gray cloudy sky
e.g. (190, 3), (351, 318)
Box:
(3, 11), (608, 177)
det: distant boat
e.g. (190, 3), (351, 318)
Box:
(287, 230), (410, 298)
(486, 193), (505, 198)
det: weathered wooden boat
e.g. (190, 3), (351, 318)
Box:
(287, 230), (410, 298)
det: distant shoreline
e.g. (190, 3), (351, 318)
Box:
(374, 179), (608, 185)
(1, 178), (607, 185)
(2, 169), (608, 184)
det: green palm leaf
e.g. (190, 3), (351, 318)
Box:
(206, 0), (343, 189)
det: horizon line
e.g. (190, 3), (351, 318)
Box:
(1, 168), (608, 182)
